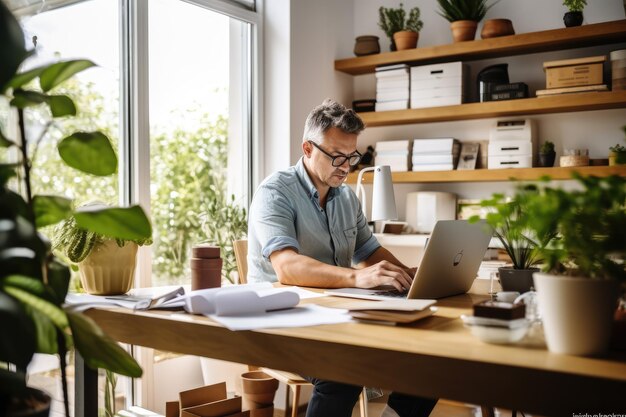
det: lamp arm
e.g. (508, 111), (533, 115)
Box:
(356, 166), (376, 218)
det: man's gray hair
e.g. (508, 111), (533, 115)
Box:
(302, 99), (365, 144)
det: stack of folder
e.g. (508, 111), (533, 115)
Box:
(375, 64), (410, 112)
(412, 138), (460, 171)
(375, 139), (411, 172)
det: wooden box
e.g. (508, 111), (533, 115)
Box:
(543, 55), (605, 89)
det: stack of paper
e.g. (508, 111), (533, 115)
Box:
(412, 138), (460, 171)
(347, 299), (437, 325)
(375, 64), (409, 112)
(375, 140), (411, 171)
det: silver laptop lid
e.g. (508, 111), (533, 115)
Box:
(407, 219), (492, 299)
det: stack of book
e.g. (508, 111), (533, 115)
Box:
(411, 138), (460, 171)
(375, 64), (410, 112)
(375, 139), (411, 171)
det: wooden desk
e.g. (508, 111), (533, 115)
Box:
(81, 283), (626, 416)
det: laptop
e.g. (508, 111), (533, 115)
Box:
(325, 219), (492, 300)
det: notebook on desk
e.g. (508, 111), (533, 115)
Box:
(325, 219), (492, 300)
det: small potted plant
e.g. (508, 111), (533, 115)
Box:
(469, 192), (556, 293)
(563, 0), (586, 27)
(516, 175), (625, 356)
(54, 208), (152, 295)
(378, 3), (423, 51)
(609, 126), (626, 166)
(436, 0), (497, 42)
(538, 140), (556, 167)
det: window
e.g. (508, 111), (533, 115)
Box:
(7, 0), (259, 413)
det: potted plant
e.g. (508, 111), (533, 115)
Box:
(54, 209), (152, 295)
(436, 0), (497, 42)
(609, 127), (626, 166)
(1, 1), (150, 414)
(469, 192), (556, 293)
(538, 140), (556, 167)
(563, 0), (586, 27)
(513, 175), (625, 356)
(378, 4), (405, 51)
(384, 4), (424, 51)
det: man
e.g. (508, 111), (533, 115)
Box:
(248, 99), (437, 417)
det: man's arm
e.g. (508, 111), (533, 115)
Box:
(270, 248), (412, 291)
(356, 246), (417, 278)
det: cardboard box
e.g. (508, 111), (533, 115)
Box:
(544, 55), (605, 89)
(176, 382), (246, 417)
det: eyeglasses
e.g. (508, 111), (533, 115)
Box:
(308, 141), (362, 167)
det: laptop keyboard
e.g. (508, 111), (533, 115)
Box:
(374, 290), (409, 298)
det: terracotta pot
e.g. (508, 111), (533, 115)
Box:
(481, 19), (515, 39)
(609, 151), (626, 166)
(79, 240), (138, 295)
(353, 35), (380, 56)
(534, 273), (619, 355)
(248, 405), (274, 417)
(393, 31), (419, 50)
(450, 20), (478, 42)
(240, 371), (279, 408)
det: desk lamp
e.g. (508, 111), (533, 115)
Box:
(355, 165), (397, 221)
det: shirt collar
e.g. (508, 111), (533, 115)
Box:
(295, 157), (339, 202)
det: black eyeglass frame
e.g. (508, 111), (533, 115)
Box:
(308, 140), (362, 167)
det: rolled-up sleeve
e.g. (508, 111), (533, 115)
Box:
(249, 185), (300, 260)
(352, 196), (380, 264)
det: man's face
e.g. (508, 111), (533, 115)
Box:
(303, 127), (359, 189)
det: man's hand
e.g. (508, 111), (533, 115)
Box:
(353, 260), (413, 292)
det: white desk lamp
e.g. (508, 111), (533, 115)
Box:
(355, 165), (397, 221)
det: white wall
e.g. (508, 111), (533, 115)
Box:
(264, 1), (626, 218)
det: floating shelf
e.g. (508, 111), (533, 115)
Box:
(356, 91), (626, 127)
(346, 165), (626, 184)
(335, 20), (626, 75)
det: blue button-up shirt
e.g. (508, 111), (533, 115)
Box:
(247, 158), (380, 283)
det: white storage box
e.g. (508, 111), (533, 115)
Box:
(412, 76), (464, 89)
(488, 155), (533, 169)
(488, 140), (533, 157)
(410, 62), (465, 80)
(411, 96), (463, 108)
(405, 191), (457, 234)
(411, 85), (464, 99)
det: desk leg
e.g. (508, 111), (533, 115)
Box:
(75, 352), (98, 417)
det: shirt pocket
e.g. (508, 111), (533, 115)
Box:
(343, 226), (358, 256)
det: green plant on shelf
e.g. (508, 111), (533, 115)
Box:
(378, 3), (423, 43)
(563, 0), (587, 12)
(540, 140), (555, 154)
(436, 0), (497, 22)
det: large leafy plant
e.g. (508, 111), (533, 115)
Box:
(470, 190), (556, 270)
(0, 1), (150, 414)
(436, 0), (496, 22)
(515, 175), (626, 283)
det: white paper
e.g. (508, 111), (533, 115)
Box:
(208, 304), (352, 331)
(346, 299), (437, 312)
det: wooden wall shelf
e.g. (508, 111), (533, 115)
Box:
(357, 91), (626, 127)
(335, 20), (626, 75)
(346, 165), (626, 184)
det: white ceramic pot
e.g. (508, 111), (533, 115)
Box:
(79, 240), (138, 295)
(533, 272), (619, 356)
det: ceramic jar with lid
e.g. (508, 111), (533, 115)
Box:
(354, 35), (380, 56)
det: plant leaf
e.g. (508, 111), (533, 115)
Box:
(74, 206), (152, 241)
(46, 256), (72, 304)
(3, 284), (69, 330)
(67, 311), (143, 378)
(0, 1), (29, 93)
(6, 65), (47, 90)
(57, 131), (117, 176)
(0, 163), (17, 187)
(29, 307), (58, 354)
(48, 94), (76, 117)
(33, 195), (73, 228)
(0, 292), (36, 369)
(39, 60), (96, 92)
(10, 89), (47, 108)
(0, 129), (15, 148)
